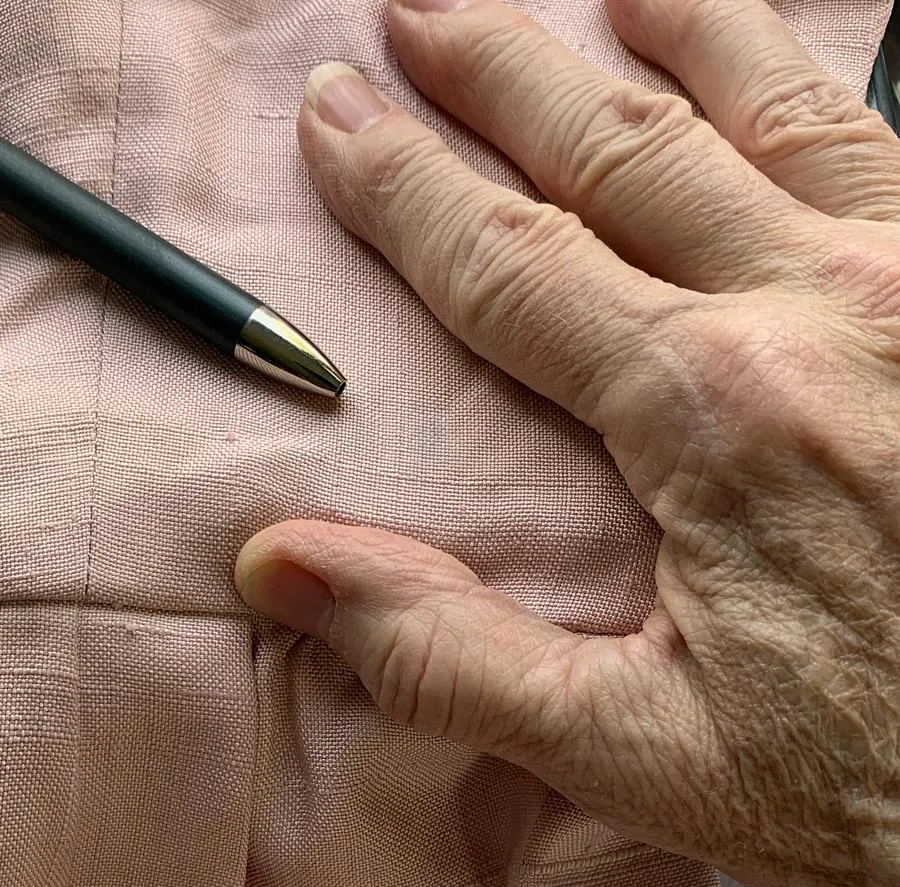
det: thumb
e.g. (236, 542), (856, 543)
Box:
(235, 520), (587, 771)
(233, 520), (694, 822)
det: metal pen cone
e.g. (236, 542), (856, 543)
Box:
(234, 306), (346, 398)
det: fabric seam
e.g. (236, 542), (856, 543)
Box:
(72, 0), (127, 881)
(84, 0), (125, 606)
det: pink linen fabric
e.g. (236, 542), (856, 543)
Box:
(0, 1), (889, 884)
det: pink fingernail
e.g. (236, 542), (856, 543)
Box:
(306, 63), (390, 134)
(239, 559), (334, 636)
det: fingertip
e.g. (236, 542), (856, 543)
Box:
(233, 524), (279, 590)
(235, 520), (481, 602)
(296, 98), (318, 162)
(234, 521), (342, 635)
(237, 557), (335, 636)
(304, 61), (360, 110)
(603, 0), (641, 44)
(384, 0), (451, 104)
(234, 519), (333, 591)
(294, 97), (370, 242)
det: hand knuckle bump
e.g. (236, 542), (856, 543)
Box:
(734, 77), (891, 165)
(451, 203), (586, 340)
(554, 91), (698, 203)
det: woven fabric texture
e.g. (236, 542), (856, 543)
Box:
(0, 1), (890, 884)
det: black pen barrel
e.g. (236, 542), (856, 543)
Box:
(0, 137), (253, 354)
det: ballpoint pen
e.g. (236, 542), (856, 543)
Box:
(0, 136), (345, 398)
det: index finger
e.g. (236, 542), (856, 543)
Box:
(300, 63), (694, 425)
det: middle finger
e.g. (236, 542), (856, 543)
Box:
(387, 0), (828, 293)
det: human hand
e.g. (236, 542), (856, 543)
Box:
(234, 1), (900, 884)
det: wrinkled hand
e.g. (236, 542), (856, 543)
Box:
(234, 1), (900, 883)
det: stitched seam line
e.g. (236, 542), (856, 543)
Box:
(84, 0), (126, 601)
(72, 0), (127, 880)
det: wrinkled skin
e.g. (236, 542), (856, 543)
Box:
(234, 0), (900, 884)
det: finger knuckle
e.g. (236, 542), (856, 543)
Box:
(362, 604), (458, 732)
(803, 241), (900, 368)
(449, 201), (590, 342)
(818, 243), (900, 320)
(733, 76), (892, 166)
(549, 89), (698, 205)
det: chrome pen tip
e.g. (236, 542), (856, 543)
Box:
(235, 305), (347, 399)
(312, 363), (347, 399)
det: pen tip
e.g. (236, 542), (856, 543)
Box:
(235, 306), (348, 400)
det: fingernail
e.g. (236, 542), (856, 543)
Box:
(399, 0), (472, 12)
(239, 559), (334, 636)
(305, 62), (389, 134)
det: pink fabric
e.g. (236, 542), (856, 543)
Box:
(0, 1), (889, 884)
